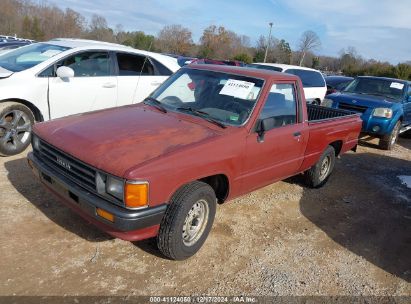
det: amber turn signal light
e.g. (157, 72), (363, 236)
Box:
(96, 208), (114, 222)
(125, 182), (149, 209)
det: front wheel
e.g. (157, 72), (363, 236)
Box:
(157, 181), (216, 260)
(0, 102), (35, 156)
(379, 121), (400, 150)
(304, 145), (336, 188)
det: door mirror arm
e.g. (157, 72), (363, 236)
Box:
(256, 117), (276, 143)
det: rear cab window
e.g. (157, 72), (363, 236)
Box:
(285, 69), (325, 88)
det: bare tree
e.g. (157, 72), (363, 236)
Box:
(156, 24), (193, 55)
(298, 30), (321, 66)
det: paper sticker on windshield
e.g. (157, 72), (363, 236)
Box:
(219, 79), (255, 99)
(390, 82), (404, 90)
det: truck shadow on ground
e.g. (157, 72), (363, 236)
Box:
(289, 152), (411, 282)
(5, 157), (112, 242)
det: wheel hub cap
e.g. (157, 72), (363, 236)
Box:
(182, 199), (209, 246)
(0, 109), (31, 151)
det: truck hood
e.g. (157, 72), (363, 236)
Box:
(0, 66), (13, 78)
(329, 92), (397, 108)
(34, 105), (219, 177)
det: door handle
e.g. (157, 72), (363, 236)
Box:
(293, 131), (302, 142)
(150, 81), (162, 86)
(102, 82), (116, 88)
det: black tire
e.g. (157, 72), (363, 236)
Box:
(157, 181), (216, 260)
(304, 145), (336, 188)
(379, 121), (400, 150)
(0, 102), (35, 156)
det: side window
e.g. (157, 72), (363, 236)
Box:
(38, 65), (55, 77)
(117, 53), (155, 76)
(57, 51), (110, 77)
(151, 58), (173, 76)
(259, 83), (297, 128)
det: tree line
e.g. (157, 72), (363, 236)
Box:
(1, 0), (410, 80)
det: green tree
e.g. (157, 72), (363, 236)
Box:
(233, 53), (252, 63)
(123, 31), (155, 51)
(394, 64), (411, 80)
(312, 56), (320, 69)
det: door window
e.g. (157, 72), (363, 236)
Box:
(117, 53), (155, 76)
(57, 51), (110, 77)
(259, 83), (297, 127)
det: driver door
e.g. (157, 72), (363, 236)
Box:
(49, 51), (117, 119)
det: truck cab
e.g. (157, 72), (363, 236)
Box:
(322, 76), (411, 150)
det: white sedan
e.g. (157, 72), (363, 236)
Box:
(0, 38), (180, 156)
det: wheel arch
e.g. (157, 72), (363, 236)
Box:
(0, 98), (44, 122)
(329, 140), (343, 156)
(199, 174), (230, 204)
(169, 174), (230, 205)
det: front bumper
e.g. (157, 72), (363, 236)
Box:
(361, 115), (393, 137)
(27, 152), (167, 241)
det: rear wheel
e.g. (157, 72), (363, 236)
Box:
(304, 145), (336, 188)
(0, 102), (34, 156)
(379, 121), (400, 150)
(157, 181), (216, 260)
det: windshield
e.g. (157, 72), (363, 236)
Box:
(343, 78), (405, 101)
(0, 43), (70, 72)
(150, 68), (264, 126)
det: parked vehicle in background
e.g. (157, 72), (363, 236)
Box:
(222, 60), (246, 67)
(325, 76), (354, 95)
(176, 57), (244, 67)
(322, 76), (411, 150)
(0, 38), (180, 156)
(0, 41), (32, 55)
(249, 63), (327, 105)
(28, 64), (361, 260)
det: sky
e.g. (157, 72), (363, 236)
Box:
(52, 0), (411, 64)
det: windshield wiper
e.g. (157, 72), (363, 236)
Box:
(144, 97), (167, 113)
(176, 107), (227, 129)
(366, 93), (398, 100)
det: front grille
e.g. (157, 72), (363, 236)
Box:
(338, 102), (368, 113)
(36, 139), (97, 192)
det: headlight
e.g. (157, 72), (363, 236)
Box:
(125, 181), (149, 209)
(106, 176), (124, 200)
(32, 134), (40, 151)
(373, 108), (393, 118)
(321, 98), (334, 108)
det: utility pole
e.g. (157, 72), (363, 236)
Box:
(263, 22), (273, 63)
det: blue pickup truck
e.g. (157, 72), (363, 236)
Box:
(322, 76), (411, 150)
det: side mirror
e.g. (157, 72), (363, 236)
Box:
(256, 117), (276, 143)
(56, 66), (74, 78)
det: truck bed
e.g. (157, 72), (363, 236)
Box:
(307, 104), (357, 122)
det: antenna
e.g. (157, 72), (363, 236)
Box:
(132, 40), (154, 103)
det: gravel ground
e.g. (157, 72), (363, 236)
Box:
(0, 136), (410, 297)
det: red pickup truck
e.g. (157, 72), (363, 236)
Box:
(28, 65), (361, 260)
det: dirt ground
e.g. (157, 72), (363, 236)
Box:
(1, 136), (410, 297)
